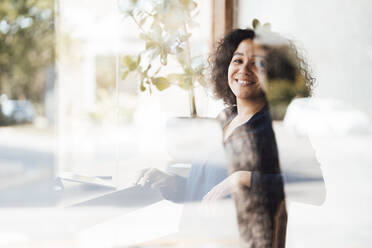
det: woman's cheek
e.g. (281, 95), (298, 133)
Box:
(260, 75), (268, 92)
(227, 64), (234, 79)
(227, 67), (235, 89)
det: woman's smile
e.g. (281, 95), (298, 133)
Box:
(235, 79), (256, 86)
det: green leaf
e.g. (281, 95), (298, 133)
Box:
(167, 73), (181, 83)
(181, 0), (191, 7)
(181, 0), (197, 11)
(139, 33), (149, 41)
(180, 76), (192, 90)
(121, 70), (130, 80)
(129, 62), (137, 71)
(144, 63), (152, 74)
(176, 46), (184, 54)
(153, 77), (170, 91)
(140, 84), (146, 91)
(122, 55), (132, 67)
(184, 67), (193, 75)
(252, 18), (260, 29)
(145, 41), (157, 50)
(191, 1), (198, 10)
(122, 55), (138, 71)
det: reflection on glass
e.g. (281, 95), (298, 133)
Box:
(0, 0), (371, 247)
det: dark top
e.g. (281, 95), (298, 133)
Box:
(159, 104), (326, 247)
(160, 105), (284, 202)
(221, 104), (287, 248)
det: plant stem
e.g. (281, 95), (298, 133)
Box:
(189, 87), (197, 118)
(183, 23), (197, 117)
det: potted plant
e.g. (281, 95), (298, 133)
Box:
(119, 0), (207, 118)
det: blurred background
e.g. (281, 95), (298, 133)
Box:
(0, 0), (371, 247)
(0, 0), (55, 193)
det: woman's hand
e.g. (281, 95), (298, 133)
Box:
(133, 168), (176, 190)
(203, 171), (251, 202)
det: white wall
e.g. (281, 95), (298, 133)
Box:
(236, 0), (372, 117)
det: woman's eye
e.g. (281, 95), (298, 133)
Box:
(233, 59), (243, 64)
(255, 60), (265, 69)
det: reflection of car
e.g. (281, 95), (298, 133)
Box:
(0, 100), (35, 124)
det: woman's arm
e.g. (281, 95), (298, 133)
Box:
(202, 171), (251, 201)
(203, 169), (326, 206)
(134, 168), (187, 203)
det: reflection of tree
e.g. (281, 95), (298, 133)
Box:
(0, 0), (54, 103)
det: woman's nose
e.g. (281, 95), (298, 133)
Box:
(239, 62), (253, 75)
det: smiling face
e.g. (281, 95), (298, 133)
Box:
(227, 39), (267, 102)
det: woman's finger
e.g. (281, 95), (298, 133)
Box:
(203, 190), (212, 201)
(138, 168), (164, 186)
(203, 188), (217, 202)
(133, 168), (148, 185)
(138, 169), (154, 186)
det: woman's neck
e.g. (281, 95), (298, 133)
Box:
(236, 97), (267, 118)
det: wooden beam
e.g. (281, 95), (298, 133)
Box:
(210, 0), (234, 52)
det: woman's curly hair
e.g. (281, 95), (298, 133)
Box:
(210, 28), (315, 106)
(210, 29), (255, 106)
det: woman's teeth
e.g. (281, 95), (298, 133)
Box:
(236, 80), (255, 85)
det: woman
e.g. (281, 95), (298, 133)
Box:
(207, 28), (288, 248)
(134, 28), (319, 247)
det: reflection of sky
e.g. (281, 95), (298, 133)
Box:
(0, 7), (52, 35)
(0, 20), (10, 34)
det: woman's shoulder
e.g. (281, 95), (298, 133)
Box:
(217, 105), (237, 126)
